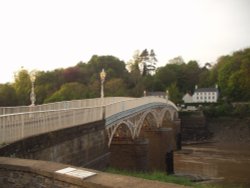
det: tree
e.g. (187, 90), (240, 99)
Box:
(0, 84), (17, 106)
(13, 68), (32, 105)
(168, 82), (182, 104)
(35, 69), (64, 104)
(217, 48), (250, 101)
(168, 56), (185, 65)
(105, 78), (128, 97)
(138, 49), (157, 76)
(44, 82), (88, 103)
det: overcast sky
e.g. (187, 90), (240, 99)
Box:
(1, 0), (250, 83)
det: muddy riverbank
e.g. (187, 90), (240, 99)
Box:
(176, 117), (250, 187)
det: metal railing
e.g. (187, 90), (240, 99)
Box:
(0, 97), (176, 144)
(0, 97), (131, 115)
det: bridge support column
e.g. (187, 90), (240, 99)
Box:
(173, 119), (181, 150)
(144, 127), (175, 173)
(109, 138), (149, 171)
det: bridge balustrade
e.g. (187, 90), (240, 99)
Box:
(0, 97), (131, 115)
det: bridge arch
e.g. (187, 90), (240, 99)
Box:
(107, 106), (179, 147)
(135, 110), (160, 138)
(107, 120), (135, 146)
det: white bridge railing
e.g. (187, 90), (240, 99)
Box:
(0, 97), (176, 144)
(0, 97), (131, 115)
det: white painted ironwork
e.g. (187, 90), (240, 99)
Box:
(105, 105), (178, 147)
(0, 97), (132, 115)
(0, 97), (179, 145)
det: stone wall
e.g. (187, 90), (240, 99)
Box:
(180, 111), (211, 142)
(0, 120), (110, 170)
(0, 157), (185, 188)
(1, 169), (80, 188)
(110, 138), (149, 171)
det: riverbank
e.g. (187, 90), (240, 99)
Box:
(176, 116), (250, 188)
(106, 116), (250, 188)
(106, 168), (227, 188)
(207, 117), (250, 143)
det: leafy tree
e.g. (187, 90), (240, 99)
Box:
(13, 69), (32, 105)
(184, 60), (200, 92)
(168, 82), (182, 104)
(137, 49), (158, 76)
(44, 82), (88, 103)
(63, 67), (81, 83)
(217, 48), (250, 101)
(105, 78), (128, 96)
(0, 84), (17, 106)
(35, 69), (64, 104)
(168, 56), (185, 65)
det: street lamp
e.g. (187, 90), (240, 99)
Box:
(30, 71), (36, 106)
(166, 89), (169, 102)
(100, 69), (106, 98)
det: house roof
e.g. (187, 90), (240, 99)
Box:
(194, 88), (218, 93)
(147, 91), (166, 97)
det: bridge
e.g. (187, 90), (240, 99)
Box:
(0, 96), (181, 186)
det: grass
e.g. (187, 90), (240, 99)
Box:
(106, 168), (227, 188)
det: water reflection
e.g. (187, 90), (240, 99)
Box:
(174, 143), (250, 187)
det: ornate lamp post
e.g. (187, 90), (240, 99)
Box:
(100, 69), (106, 98)
(30, 71), (36, 106)
(166, 89), (169, 102)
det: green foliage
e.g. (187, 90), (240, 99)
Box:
(203, 103), (250, 118)
(168, 82), (182, 104)
(35, 69), (64, 104)
(232, 104), (250, 118)
(2, 48), (250, 107)
(217, 48), (250, 101)
(0, 84), (17, 106)
(13, 69), (32, 105)
(44, 82), (88, 103)
(105, 78), (128, 97)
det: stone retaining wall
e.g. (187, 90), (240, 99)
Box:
(0, 120), (109, 170)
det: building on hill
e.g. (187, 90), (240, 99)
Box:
(182, 85), (219, 104)
(182, 93), (193, 103)
(192, 85), (219, 103)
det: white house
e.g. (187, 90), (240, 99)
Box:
(192, 85), (219, 103)
(182, 93), (193, 103)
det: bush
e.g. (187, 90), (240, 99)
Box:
(232, 104), (250, 118)
(203, 103), (250, 118)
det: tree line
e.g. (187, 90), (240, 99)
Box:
(0, 48), (249, 106)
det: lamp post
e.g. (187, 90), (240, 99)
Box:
(166, 89), (169, 102)
(30, 71), (36, 106)
(100, 69), (106, 98)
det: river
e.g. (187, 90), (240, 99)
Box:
(174, 142), (250, 188)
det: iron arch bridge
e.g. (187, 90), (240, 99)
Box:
(0, 97), (180, 146)
(106, 103), (179, 147)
